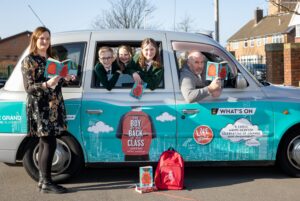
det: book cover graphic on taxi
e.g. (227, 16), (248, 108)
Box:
(44, 57), (77, 78)
(206, 61), (228, 81)
(130, 82), (147, 99)
(139, 166), (153, 188)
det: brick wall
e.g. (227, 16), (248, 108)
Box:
(0, 33), (31, 64)
(265, 44), (284, 84)
(0, 32), (31, 78)
(284, 43), (300, 86)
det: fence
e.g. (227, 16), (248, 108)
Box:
(238, 58), (267, 82)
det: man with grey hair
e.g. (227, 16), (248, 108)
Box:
(180, 51), (222, 103)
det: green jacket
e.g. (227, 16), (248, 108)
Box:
(94, 61), (120, 91)
(133, 55), (164, 90)
(120, 59), (140, 76)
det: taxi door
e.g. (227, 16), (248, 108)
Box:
(170, 41), (274, 162)
(81, 31), (176, 162)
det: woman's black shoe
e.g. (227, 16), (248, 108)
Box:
(41, 182), (68, 194)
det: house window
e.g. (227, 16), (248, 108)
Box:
(244, 40), (248, 48)
(249, 38), (255, 47)
(263, 37), (268, 45)
(256, 38), (262, 46)
(232, 42), (239, 50)
(296, 25), (300, 37)
(272, 34), (283, 43)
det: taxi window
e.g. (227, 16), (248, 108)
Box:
(52, 42), (86, 87)
(92, 41), (164, 89)
(172, 41), (241, 88)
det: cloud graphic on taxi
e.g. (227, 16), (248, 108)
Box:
(156, 112), (176, 122)
(88, 121), (114, 134)
(220, 118), (264, 146)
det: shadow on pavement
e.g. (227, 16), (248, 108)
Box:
(65, 165), (288, 193)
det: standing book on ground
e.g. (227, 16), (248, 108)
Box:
(139, 166), (153, 187)
(44, 57), (78, 78)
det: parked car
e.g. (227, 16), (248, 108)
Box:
(1, 30), (300, 182)
(245, 64), (267, 82)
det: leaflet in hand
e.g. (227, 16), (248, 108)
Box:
(206, 61), (228, 81)
(44, 57), (78, 78)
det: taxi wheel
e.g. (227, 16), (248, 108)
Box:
(277, 129), (300, 177)
(23, 135), (84, 182)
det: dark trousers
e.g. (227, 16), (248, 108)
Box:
(38, 136), (57, 180)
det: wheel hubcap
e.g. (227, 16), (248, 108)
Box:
(287, 136), (300, 170)
(33, 139), (72, 175)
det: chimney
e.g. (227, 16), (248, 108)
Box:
(254, 8), (263, 24)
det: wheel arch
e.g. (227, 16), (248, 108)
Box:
(276, 123), (300, 160)
(16, 131), (85, 162)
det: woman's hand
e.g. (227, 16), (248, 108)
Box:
(64, 74), (76, 82)
(46, 75), (61, 89)
(132, 72), (142, 83)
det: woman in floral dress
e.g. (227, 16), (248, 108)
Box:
(21, 27), (74, 194)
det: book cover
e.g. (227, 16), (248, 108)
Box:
(206, 61), (228, 81)
(139, 166), (153, 188)
(44, 57), (78, 78)
(130, 82), (147, 99)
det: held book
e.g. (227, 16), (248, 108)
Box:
(130, 82), (147, 99)
(44, 57), (78, 78)
(206, 61), (228, 81)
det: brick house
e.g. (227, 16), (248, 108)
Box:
(226, 0), (300, 86)
(226, 7), (294, 65)
(0, 31), (31, 78)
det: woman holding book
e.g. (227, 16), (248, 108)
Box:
(134, 38), (163, 90)
(21, 26), (74, 194)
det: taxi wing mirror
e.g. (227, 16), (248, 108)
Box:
(236, 73), (247, 89)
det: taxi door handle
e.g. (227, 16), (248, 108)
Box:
(182, 109), (199, 115)
(86, 109), (103, 115)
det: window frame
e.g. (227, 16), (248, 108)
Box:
(92, 41), (165, 90)
(51, 42), (87, 88)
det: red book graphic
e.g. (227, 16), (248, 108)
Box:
(206, 61), (228, 81)
(139, 166), (153, 188)
(130, 82), (147, 99)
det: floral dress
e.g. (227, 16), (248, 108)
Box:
(21, 54), (67, 137)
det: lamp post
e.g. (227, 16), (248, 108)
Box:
(174, 0), (176, 31)
(144, 9), (150, 29)
(214, 0), (219, 42)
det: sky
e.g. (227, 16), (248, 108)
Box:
(0, 0), (268, 46)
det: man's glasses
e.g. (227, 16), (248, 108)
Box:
(99, 57), (112, 61)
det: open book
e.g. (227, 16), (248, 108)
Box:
(206, 61), (228, 81)
(44, 57), (78, 78)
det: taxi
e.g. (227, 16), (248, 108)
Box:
(0, 29), (300, 182)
